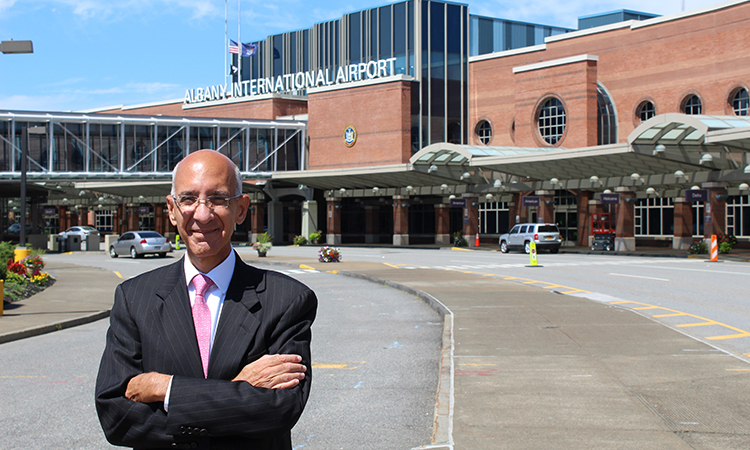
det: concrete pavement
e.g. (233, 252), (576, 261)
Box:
(2, 252), (750, 449)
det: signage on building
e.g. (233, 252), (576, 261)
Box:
(43, 207), (56, 215)
(600, 193), (620, 204)
(686, 189), (708, 202)
(450, 198), (466, 208)
(139, 206), (151, 214)
(185, 57), (398, 105)
(343, 125), (357, 147)
(522, 196), (540, 207)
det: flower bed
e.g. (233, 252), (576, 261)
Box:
(318, 246), (341, 263)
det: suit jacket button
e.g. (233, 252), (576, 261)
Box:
(179, 426), (187, 434)
(200, 429), (208, 436)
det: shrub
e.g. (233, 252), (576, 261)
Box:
(719, 242), (733, 254)
(689, 240), (708, 254)
(293, 235), (307, 246)
(0, 241), (16, 279)
(318, 246), (341, 263)
(452, 231), (467, 247)
(309, 230), (322, 244)
(6, 272), (27, 285)
(717, 233), (737, 249)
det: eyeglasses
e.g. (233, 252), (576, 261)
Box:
(173, 194), (242, 212)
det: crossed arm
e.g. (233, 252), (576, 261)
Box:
(125, 354), (307, 404)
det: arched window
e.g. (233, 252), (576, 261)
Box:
(682, 94), (702, 115)
(537, 97), (566, 145)
(731, 88), (749, 116)
(636, 101), (655, 123)
(597, 85), (617, 145)
(475, 120), (492, 145)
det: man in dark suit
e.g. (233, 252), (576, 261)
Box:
(95, 150), (317, 449)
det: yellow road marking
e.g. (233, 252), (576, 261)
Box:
(299, 264), (315, 270)
(114, 271), (122, 278)
(326, 270), (338, 274)
(676, 321), (719, 328)
(312, 361), (365, 369)
(609, 300), (750, 341)
(383, 263), (401, 269)
(451, 247), (471, 251)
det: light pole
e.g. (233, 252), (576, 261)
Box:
(1, 39), (34, 247)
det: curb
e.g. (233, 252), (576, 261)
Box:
(0, 310), (110, 345)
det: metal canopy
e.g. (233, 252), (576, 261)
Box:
(272, 164), (462, 191)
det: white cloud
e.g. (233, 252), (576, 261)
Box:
(43, 0), (221, 20)
(0, 0), (17, 14)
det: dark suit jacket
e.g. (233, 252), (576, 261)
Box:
(95, 253), (317, 450)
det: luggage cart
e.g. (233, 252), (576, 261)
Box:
(591, 213), (615, 251)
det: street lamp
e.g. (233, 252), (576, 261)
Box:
(0, 40), (33, 54)
(2, 39), (34, 247)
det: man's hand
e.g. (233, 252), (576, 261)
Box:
(125, 372), (171, 403)
(232, 354), (306, 389)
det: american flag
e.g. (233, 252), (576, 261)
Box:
(229, 39), (240, 55)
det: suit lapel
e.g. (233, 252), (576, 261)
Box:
(209, 255), (263, 380)
(152, 259), (205, 378)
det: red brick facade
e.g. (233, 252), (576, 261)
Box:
(307, 80), (412, 169)
(470, 3), (750, 148)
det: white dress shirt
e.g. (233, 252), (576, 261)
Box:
(164, 247), (237, 411)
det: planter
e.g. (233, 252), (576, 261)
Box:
(257, 250), (267, 257)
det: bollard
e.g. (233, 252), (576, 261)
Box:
(0, 279), (4, 316)
(710, 235), (718, 262)
(175, 234), (180, 250)
(527, 241), (539, 267)
(14, 246), (30, 263)
(475, 232), (480, 247)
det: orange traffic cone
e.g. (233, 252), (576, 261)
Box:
(475, 232), (480, 247)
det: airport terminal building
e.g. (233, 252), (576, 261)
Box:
(3, 0), (750, 250)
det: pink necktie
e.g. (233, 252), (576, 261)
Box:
(191, 274), (214, 378)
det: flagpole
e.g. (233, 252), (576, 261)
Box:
(237, 0), (242, 87)
(224, 0), (228, 87)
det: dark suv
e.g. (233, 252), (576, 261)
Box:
(498, 223), (561, 254)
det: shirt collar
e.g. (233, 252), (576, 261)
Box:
(183, 247), (236, 295)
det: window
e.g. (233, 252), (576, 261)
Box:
(537, 97), (566, 145)
(597, 85), (617, 145)
(479, 201), (510, 234)
(682, 94), (702, 115)
(637, 101), (655, 122)
(475, 120), (492, 145)
(731, 88), (749, 116)
(634, 198), (674, 237)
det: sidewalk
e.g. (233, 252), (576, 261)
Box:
(1, 254), (749, 449)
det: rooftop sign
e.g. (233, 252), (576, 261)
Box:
(185, 57), (397, 105)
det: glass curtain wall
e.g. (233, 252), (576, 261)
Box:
(238, 1), (469, 152)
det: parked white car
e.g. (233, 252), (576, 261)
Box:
(498, 223), (561, 254)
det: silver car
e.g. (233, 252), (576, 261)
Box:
(109, 231), (172, 258)
(59, 225), (100, 239)
(498, 223), (561, 254)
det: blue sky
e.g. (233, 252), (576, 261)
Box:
(0, 0), (722, 112)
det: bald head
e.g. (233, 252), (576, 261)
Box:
(171, 150), (242, 198)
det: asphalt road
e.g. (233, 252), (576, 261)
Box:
(259, 246), (750, 360)
(46, 246), (750, 359)
(0, 256), (441, 450)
